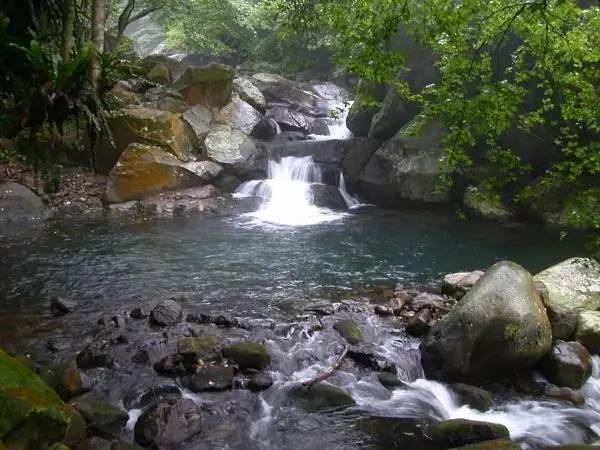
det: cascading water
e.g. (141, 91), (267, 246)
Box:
(234, 156), (347, 226)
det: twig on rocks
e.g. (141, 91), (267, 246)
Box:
(303, 345), (349, 388)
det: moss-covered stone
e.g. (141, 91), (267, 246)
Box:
(176, 337), (222, 365)
(0, 348), (71, 445)
(430, 419), (510, 445)
(147, 63), (171, 85)
(287, 382), (356, 412)
(41, 363), (86, 401)
(449, 439), (521, 450)
(333, 319), (363, 345)
(222, 341), (271, 371)
(464, 186), (514, 222)
(346, 79), (386, 137)
(72, 396), (128, 438)
(575, 311), (600, 354)
(174, 63), (234, 108)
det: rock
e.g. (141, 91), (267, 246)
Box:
(442, 271), (485, 298)
(75, 437), (112, 450)
(412, 293), (446, 311)
(534, 258), (600, 340)
(544, 385), (586, 405)
(251, 117), (279, 140)
(147, 63), (171, 84)
(287, 382), (356, 412)
(248, 372), (274, 392)
(368, 88), (420, 140)
(142, 55), (182, 80)
(186, 366), (234, 392)
(64, 408), (87, 447)
(153, 354), (189, 376)
(449, 439), (521, 450)
(539, 341), (593, 389)
(346, 80), (386, 137)
(420, 261), (552, 382)
(378, 372), (404, 389)
(341, 139), (383, 184)
(204, 125), (262, 177)
(429, 419), (510, 445)
(265, 105), (313, 133)
(101, 107), (197, 174)
(311, 184), (347, 210)
(214, 94), (263, 136)
(137, 185), (219, 216)
(132, 349), (151, 364)
(452, 383), (493, 411)
(41, 362), (87, 401)
(134, 399), (203, 447)
(233, 78), (266, 113)
(50, 296), (76, 315)
(575, 311), (600, 354)
(72, 396), (128, 439)
(406, 308), (432, 338)
(182, 105), (213, 143)
(359, 121), (448, 205)
(76, 343), (114, 369)
(176, 337), (222, 365)
(174, 63), (235, 108)
(464, 186), (515, 222)
(149, 299), (183, 326)
(222, 341), (271, 371)
(104, 144), (220, 204)
(111, 442), (140, 450)
(308, 119), (330, 136)
(347, 343), (388, 370)
(130, 308), (145, 320)
(333, 319), (363, 345)
(123, 382), (182, 410)
(0, 182), (50, 223)
(374, 305), (394, 317)
(144, 96), (189, 114)
(0, 348), (72, 444)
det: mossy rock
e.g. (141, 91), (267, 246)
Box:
(333, 319), (363, 345)
(72, 396), (128, 439)
(0, 348), (72, 445)
(176, 337), (222, 365)
(464, 186), (514, 222)
(287, 382), (356, 412)
(346, 79), (386, 137)
(430, 419), (510, 445)
(147, 63), (171, 85)
(221, 341), (270, 371)
(174, 63), (234, 109)
(41, 362), (86, 401)
(449, 439), (521, 450)
(575, 310), (600, 354)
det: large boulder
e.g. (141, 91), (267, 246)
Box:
(174, 63), (234, 108)
(287, 382), (356, 412)
(233, 78), (266, 113)
(0, 182), (50, 223)
(100, 107), (197, 174)
(104, 144), (222, 204)
(428, 419), (510, 445)
(0, 349), (83, 447)
(534, 258), (600, 340)
(183, 105), (213, 144)
(214, 94), (263, 136)
(539, 341), (593, 389)
(420, 261), (552, 382)
(149, 299), (183, 327)
(359, 120), (448, 205)
(346, 80), (386, 137)
(575, 311), (600, 354)
(72, 396), (128, 438)
(137, 186), (219, 217)
(204, 126), (263, 178)
(221, 341), (271, 371)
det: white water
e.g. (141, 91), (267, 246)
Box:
(309, 101), (354, 141)
(234, 156), (347, 226)
(339, 173), (362, 209)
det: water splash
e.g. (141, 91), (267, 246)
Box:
(339, 173), (362, 209)
(309, 101), (354, 141)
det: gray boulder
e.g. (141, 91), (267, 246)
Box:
(0, 182), (49, 223)
(183, 105), (213, 143)
(72, 396), (128, 438)
(214, 94), (263, 136)
(137, 185), (219, 216)
(287, 382), (355, 412)
(186, 366), (234, 392)
(421, 261), (552, 382)
(539, 341), (593, 389)
(346, 80), (386, 137)
(149, 299), (183, 326)
(429, 419), (510, 445)
(311, 184), (347, 210)
(204, 125), (264, 178)
(233, 77), (266, 113)
(575, 311), (600, 354)
(442, 271), (485, 299)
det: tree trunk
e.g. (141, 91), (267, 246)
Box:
(114, 0), (135, 50)
(61, 0), (75, 62)
(90, 0), (107, 90)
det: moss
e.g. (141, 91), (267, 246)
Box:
(222, 341), (271, 371)
(333, 319), (363, 345)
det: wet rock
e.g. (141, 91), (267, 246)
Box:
(204, 125), (262, 177)
(174, 63), (234, 108)
(539, 341), (593, 389)
(0, 182), (50, 223)
(451, 383), (493, 411)
(222, 341), (271, 371)
(75, 437), (112, 450)
(442, 271), (485, 299)
(72, 396), (128, 438)
(304, 303), (335, 316)
(147, 63), (171, 84)
(348, 343), (388, 370)
(64, 408), (88, 447)
(41, 362), (88, 401)
(421, 261), (552, 382)
(132, 349), (151, 365)
(248, 372), (274, 392)
(333, 319), (363, 345)
(429, 419), (510, 445)
(406, 308), (432, 337)
(76, 343), (114, 369)
(534, 258), (600, 340)
(346, 80), (386, 137)
(149, 299), (183, 326)
(544, 385), (585, 405)
(138, 186), (219, 216)
(287, 382), (356, 412)
(182, 104), (213, 144)
(186, 365), (234, 392)
(50, 296), (76, 315)
(214, 94), (263, 136)
(177, 337), (222, 365)
(233, 77), (266, 113)
(450, 439), (521, 450)
(123, 382), (182, 410)
(308, 119), (330, 136)
(214, 315), (240, 328)
(154, 354), (189, 376)
(464, 186), (515, 222)
(411, 293), (446, 311)
(251, 117), (279, 140)
(378, 372), (403, 389)
(575, 311), (600, 354)
(130, 308), (145, 320)
(134, 398), (203, 448)
(374, 305), (394, 317)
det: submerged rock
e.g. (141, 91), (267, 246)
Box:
(248, 372), (274, 392)
(450, 439), (521, 450)
(575, 311), (600, 354)
(50, 296), (76, 315)
(222, 341), (271, 371)
(429, 419), (510, 445)
(134, 398), (203, 448)
(186, 366), (234, 392)
(333, 319), (363, 345)
(0, 182), (50, 223)
(451, 383), (493, 411)
(149, 299), (183, 326)
(287, 382), (356, 412)
(72, 396), (128, 438)
(41, 362), (88, 401)
(539, 341), (593, 389)
(420, 261), (552, 382)
(534, 258), (600, 340)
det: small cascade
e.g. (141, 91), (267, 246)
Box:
(309, 101), (354, 141)
(339, 173), (361, 209)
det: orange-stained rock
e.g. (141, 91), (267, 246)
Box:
(104, 144), (223, 204)
(174, 63), (234, 108)
(97, 107), (197, 174)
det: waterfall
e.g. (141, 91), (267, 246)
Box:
(234, 156), (346, 226)
(308, 101), (354, 141)
(339, 173), (361, 209)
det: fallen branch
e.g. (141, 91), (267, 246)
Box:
(303, 345), (348, 388)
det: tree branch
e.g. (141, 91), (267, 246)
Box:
(302, 345), (348, 388)
(108, 5), (163, 33)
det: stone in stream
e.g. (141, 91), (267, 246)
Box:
(177, 337), (222, 365)
(186, 366), (234, 392)
(442, 271), (485, 299)
(374, 305), (394, 316)
(149, 299), (183, 326)
(449, 439), (522, 450)
(203, 125), (262, 178)
(428, 419), (510, 445)
(41, 362), (88, 401)
(251, 117), (279, 140)
(411, 293), (446, 311)
(76, 342), (114, 369)
(333, 319), (363, 345)
(539, 341), (593, 389)
(0, 181), (50, 224)
(134, 398), (203, 448)
(154, 353), (189, 376)
(451, 383), (493, 412)
(287, 382), (356, 412)
(123, 382), (182, 411)
(544, 385), (585, 405)
(347, 343), (390, 371)
(74, 437), (112, 450)
(406, 308), (432, 337)
(534, 258), (600, 341)
(214, 94), (263, 136)
(222, 341), (271, 371)
(248, 372), (274, 392)
(378, 372), (404, 389)
(420, 261), (552, 382)
(575, 311), (600, 354)
(72, 396), (128, 438)
(50, 296), (76, 315)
